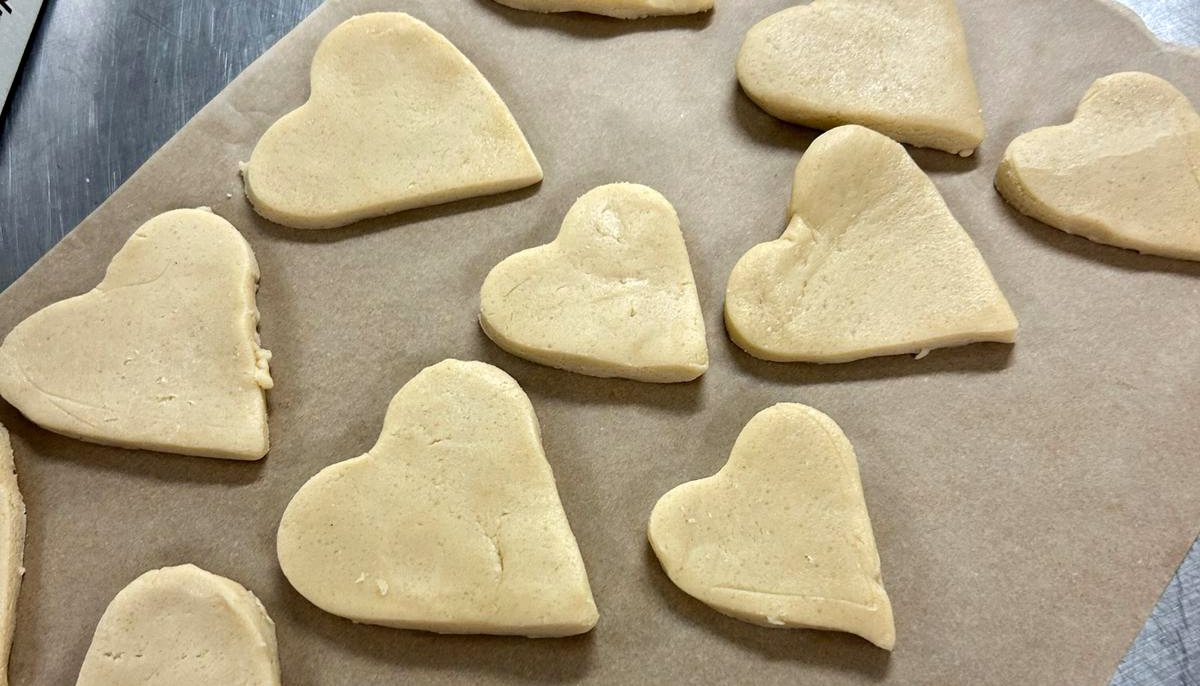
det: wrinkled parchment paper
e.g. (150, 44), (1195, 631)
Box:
(1, 0), (1198, 683)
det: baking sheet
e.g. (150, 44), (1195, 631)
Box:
(1, 0), (1198, 683)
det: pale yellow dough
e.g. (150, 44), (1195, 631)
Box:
(243, 12), (543, 229)
(736, 0), (985, 156)
(277, 360), (598, 637)
(491, 0), (711, 18)
(0, 426), (24, 686)
(725, 126), (1017, 363)
(75, 565), (281, 686)
(480, 184), (708, 383)
(996, 72), (1200, 261)
(0, 209), (272, 460)
(648, 403), (895, 649)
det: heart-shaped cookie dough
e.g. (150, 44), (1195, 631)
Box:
(480, 183), (708, 383)
(725, 125), (1017, 363)
(736, 0), (985, 156)
(491, 0), (711, 18)
(242, 12), (543, 230)
(277, 359), (598, 637)
(996, 72), (1200, 261)
(648, 403), (895, 649)
(0, 209), (272, 460)
(75, 565), (281, 686)
(0, 425), (24, 686)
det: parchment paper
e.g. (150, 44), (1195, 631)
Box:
(1, 0), (1198, 683)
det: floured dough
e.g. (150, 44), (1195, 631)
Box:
(277, 359), (598, 637)
(725, 125), (1017, 363)
(736, 0), (985, 156)
(491, 0), (711, 18)
(0, 208), (272, 460)
(996, 72), (1200, 261)
(480, 183), (708, 383)
(648, 403), (895, 649)
(0, 426), (24, 686)
(243, 12), (543, 229)
(75, 565), (280, 686)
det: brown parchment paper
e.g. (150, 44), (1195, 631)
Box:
(1, 0), (1198, 683)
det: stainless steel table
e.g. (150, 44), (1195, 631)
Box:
(0, 2), (1196, 684)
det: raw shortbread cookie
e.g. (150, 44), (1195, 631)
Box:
(648, 403), (895, 649)
(996, 72), (1200, 261)
(0, 208), (273, 460)
(243, 12), (543, 229)
(0, 426), (24, 686)
(725, 126), (1017, 363)
(491, 0), (711, 19)
(480, 183), (708, 383)
(277, 359), (598, 637)
(737, 0), (985, 156)
(75, 565), (281, 686)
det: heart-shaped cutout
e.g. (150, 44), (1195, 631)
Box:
(242, 12), (543, 230)
(480, 183), (708, 383)
(491, 0), (712, 18)
(277, 359), (598, 637)
(996, 72), (1200, 261)
(736, 0), (985, 155)
(725, 125), (1017, 363)
(0, 209), (272, 460)
(0, 424), (25, 686)
(648, 403), (895, 649)
(75, 565), (281, 686)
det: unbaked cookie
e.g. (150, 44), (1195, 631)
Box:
(649, 403), (895, 649)
(737, 0), (984, 155)
(725, 126), (1017, 363)
(75, 565), (281, 686)
(243, 13), (543, 229)
(277, 360), (598, 637)
(0, 425), (24, 686)
(996, 72), (1200, 261)
(491, 0), (711, 18)
(480, 183), (708, 383)
(0, 209), (272, 460)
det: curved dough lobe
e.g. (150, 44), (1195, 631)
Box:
(277, 360), (598, 637)
(648, 403), (895, 649)
(480, 183), (708, 383)
(243, 12), (543, 229)
(0, 209), (272, 460)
